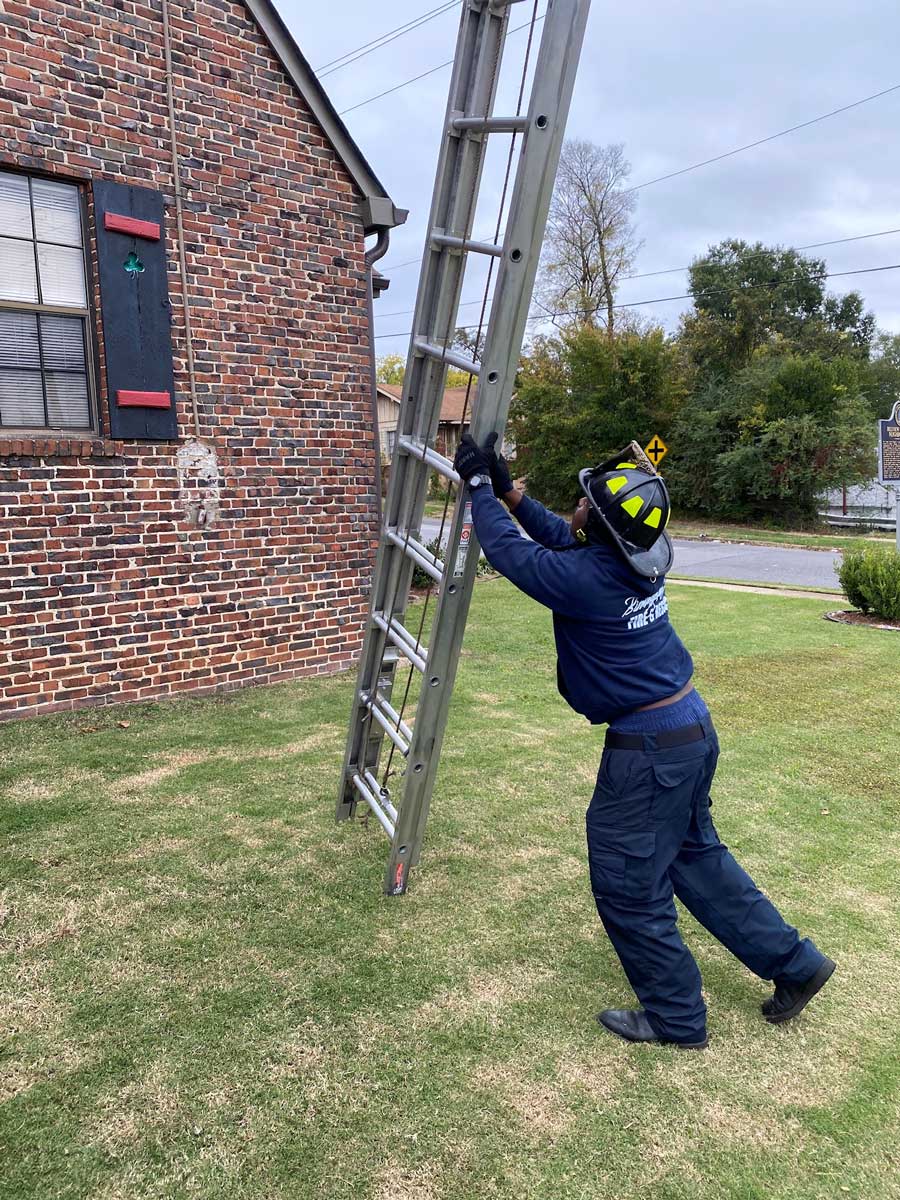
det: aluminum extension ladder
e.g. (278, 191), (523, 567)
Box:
(338, 0), (591, 894)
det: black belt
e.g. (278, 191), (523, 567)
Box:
(605, 722), (707, 751)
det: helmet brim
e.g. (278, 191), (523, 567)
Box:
(578, 467), (675, 580)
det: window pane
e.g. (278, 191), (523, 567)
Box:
(0, 171), (33, 239)
(45, 372), (90, 428)
(0, 370), (45, 426)
(40, 315), (86, 371)
(32, 178), (82, 246)
(37, 243), (86, 307)
(0, 236), (39, 303)
(0, 310), (40, 369)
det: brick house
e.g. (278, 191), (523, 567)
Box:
(0, 0), (405, 721)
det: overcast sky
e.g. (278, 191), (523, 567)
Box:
(276, 0), (900, 354)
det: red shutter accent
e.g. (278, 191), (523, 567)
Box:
(104, 212), (161, 241)
(116, 390), (172, 409)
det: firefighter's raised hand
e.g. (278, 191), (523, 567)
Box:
(454, 432), (497, 482)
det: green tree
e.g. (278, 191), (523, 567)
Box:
(376, 354), (405, 385)
(666, 353), (876, 524)
(681, 240), (875, 376)
(510, 325), (686, 510)
(865, 331), (900, 417)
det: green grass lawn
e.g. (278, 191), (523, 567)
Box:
(667, 518), (894, 554)
(2, 583), (899, 1200)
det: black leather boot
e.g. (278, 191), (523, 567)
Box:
(596, 1008), (708, 1049)
(762, 957), (836, 1024)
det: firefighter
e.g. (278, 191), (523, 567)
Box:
(453, 433), (835, 1049)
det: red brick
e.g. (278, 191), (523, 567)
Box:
(0, 0), (380, 723)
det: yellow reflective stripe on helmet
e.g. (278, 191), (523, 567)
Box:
(643, 506), (662, 529)
(615, 462), (637, 469)
(621, 495), (644, 518)
(606, 475), (628, 495)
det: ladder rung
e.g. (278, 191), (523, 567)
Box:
(375, 693), (411, 736)
(372, 612), (428, 673)
(450, 116), (530, 134)
(352, 773), (395, 839)
(432, 233), (503, 258)
(414, 338), (480, 377)
(361, 691), (411, 758)
(397, 437), (460, 484)
(386, 528), (445, 584)
(363, 770), (398, 823)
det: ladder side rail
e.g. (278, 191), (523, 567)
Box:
(377, 0), (510, 568)
(338, 1), (512, 817)
(384, 0), (592, 890)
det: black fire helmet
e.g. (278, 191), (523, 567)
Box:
(578, 450), (674, 580)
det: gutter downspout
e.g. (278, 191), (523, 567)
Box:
(365, 228), (391, 522)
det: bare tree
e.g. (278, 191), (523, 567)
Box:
(538, 140), (640, 336)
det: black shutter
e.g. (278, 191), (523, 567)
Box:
(93, 180), (178, 440)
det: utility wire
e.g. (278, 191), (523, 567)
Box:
(631, 83), (900, 191)
(374, 226), (900, 321)
(378, 79), (900, 276)
(339, 13), (546, 115)
(372, 260), (900, 339)
(317, 2), (458, 78)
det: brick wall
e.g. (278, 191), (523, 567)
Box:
(0, 0), (380, 720)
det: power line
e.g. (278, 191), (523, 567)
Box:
(373, 225), (900, 321)
(616, 227), (900, 283)
(631, 83), (900, 191)
(372, 260), (900, 340)
(378, 81), (900, 276)
(317, 2), (458, 78)
(339, 13), (546, 116)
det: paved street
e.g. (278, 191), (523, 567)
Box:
(420, 518), (842, 590)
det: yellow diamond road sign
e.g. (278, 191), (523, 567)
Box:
(644, 434), (668, 468)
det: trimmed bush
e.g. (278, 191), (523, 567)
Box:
(838, 545), (900, 621)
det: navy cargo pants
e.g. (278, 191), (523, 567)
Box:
(586, 717), (825, 1043)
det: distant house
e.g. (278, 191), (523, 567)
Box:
(376, 384), (403, 459)
(375, 383), (513, 462)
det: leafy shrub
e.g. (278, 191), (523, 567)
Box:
(838, 545), (900, 620)
(411, 535), (446, 589)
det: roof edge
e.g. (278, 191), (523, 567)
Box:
(242, 0), (406, 236)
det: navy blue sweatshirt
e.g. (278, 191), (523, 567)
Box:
(469, 488), (693, 725)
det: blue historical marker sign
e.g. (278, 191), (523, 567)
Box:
(878, 400), (900, 484)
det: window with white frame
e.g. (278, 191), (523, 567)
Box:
(0, 170), (93, 431)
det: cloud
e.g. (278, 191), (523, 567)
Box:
(278, 0), (900, 339)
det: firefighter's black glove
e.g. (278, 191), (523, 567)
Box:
(454, 432), (497, 483)
(490, 445), (514, 499)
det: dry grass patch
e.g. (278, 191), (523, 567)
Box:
(476, 1059), (575, 1141)
(373, 1158), (442, 1200)
(88, 1058), (183, 1155)
(698, 1096), (801, 1149)
(556, 1045), (638, 1101)
(415, 965), (553, 1032)
(8, 780), (56, 802)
